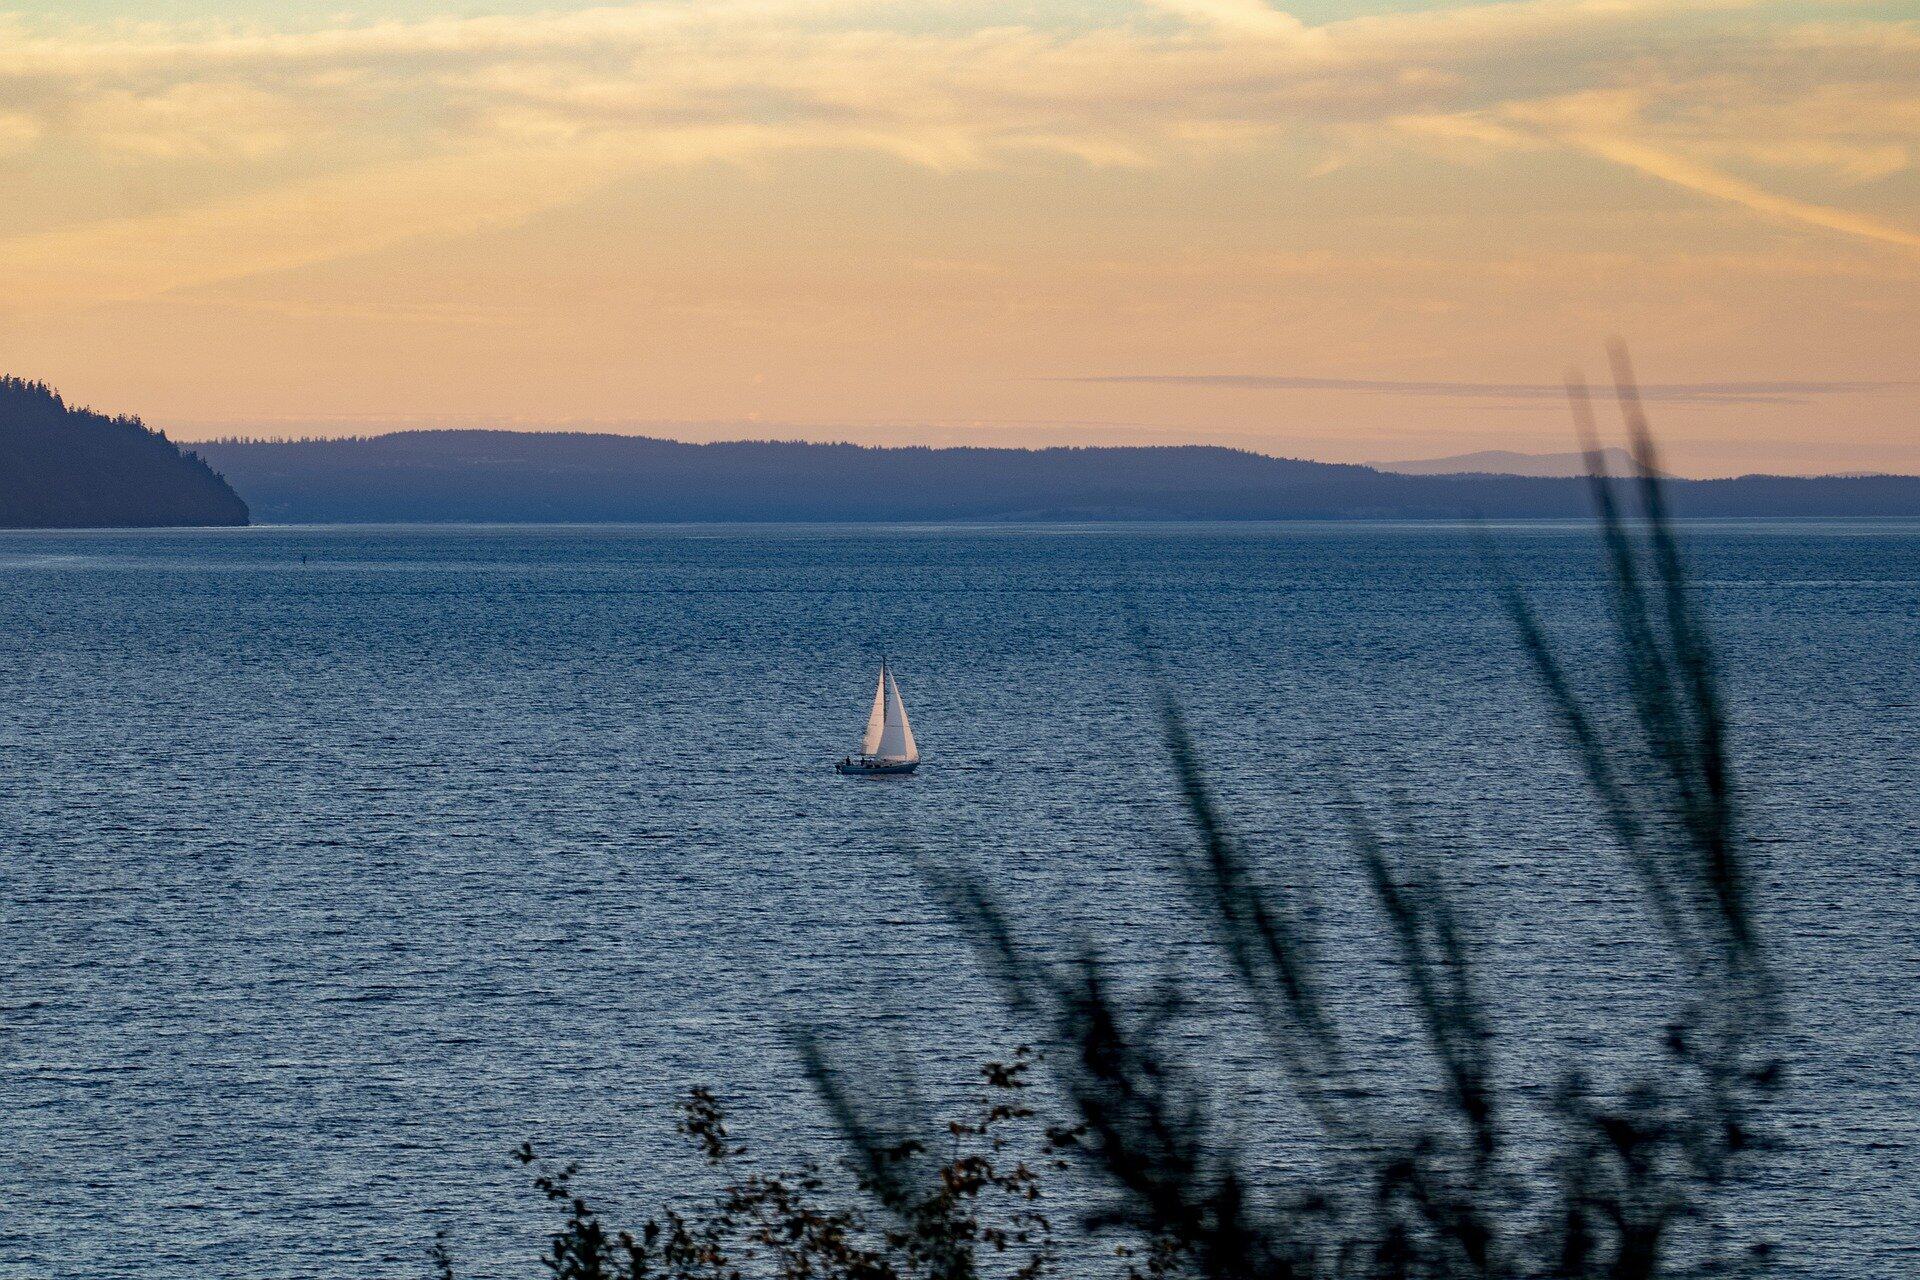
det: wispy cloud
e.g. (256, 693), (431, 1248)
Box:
(0, 140), (630, 305)
(1563, 133), (1920, 253)
(0, 0), (1915, 308)
(1057, 374), (1915, 405)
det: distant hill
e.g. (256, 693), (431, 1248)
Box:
(1374, 448), (1672, 478)
(193, 430), (1920, 523)
(1, 378), (248, 528)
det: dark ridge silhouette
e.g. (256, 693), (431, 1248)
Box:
(0, 378), (249, 528)
(195, 429), (1920, 523)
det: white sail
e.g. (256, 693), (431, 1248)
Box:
(860, 664), (888, 756)
(877, 668), (918, 762)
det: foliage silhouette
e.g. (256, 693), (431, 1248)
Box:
(457, 352), (1779, 1280)
(494, 1048), (1077, 1280)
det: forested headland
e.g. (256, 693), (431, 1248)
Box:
(0, 378), (248, 529)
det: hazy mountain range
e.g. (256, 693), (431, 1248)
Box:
(194, 430), (1920, 524)
(1373, 447), (1673, 478)
(7, 368), (1917, 528)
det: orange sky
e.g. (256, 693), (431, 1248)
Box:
(0, 0), (1915, 476)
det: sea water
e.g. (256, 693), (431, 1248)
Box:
(1, 522), (1915, 1277)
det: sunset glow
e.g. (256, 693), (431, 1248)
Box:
(3, 0), (1916, 474)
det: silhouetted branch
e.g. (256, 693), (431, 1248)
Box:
(484, 347), (1781, 1280)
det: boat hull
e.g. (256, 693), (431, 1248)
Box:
(835, 757), (919, 776)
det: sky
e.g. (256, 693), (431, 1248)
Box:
(0, 0), (1915, 475)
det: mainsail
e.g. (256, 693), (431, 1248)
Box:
(859, 660), (919, 762)
(861, 665), (888, 756)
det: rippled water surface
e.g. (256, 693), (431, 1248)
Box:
(1, 523), (1915, 1277)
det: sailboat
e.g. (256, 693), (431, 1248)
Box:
(835, 658), (920, 775)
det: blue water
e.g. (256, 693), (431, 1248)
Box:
(0, 523), (1915, 1277)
